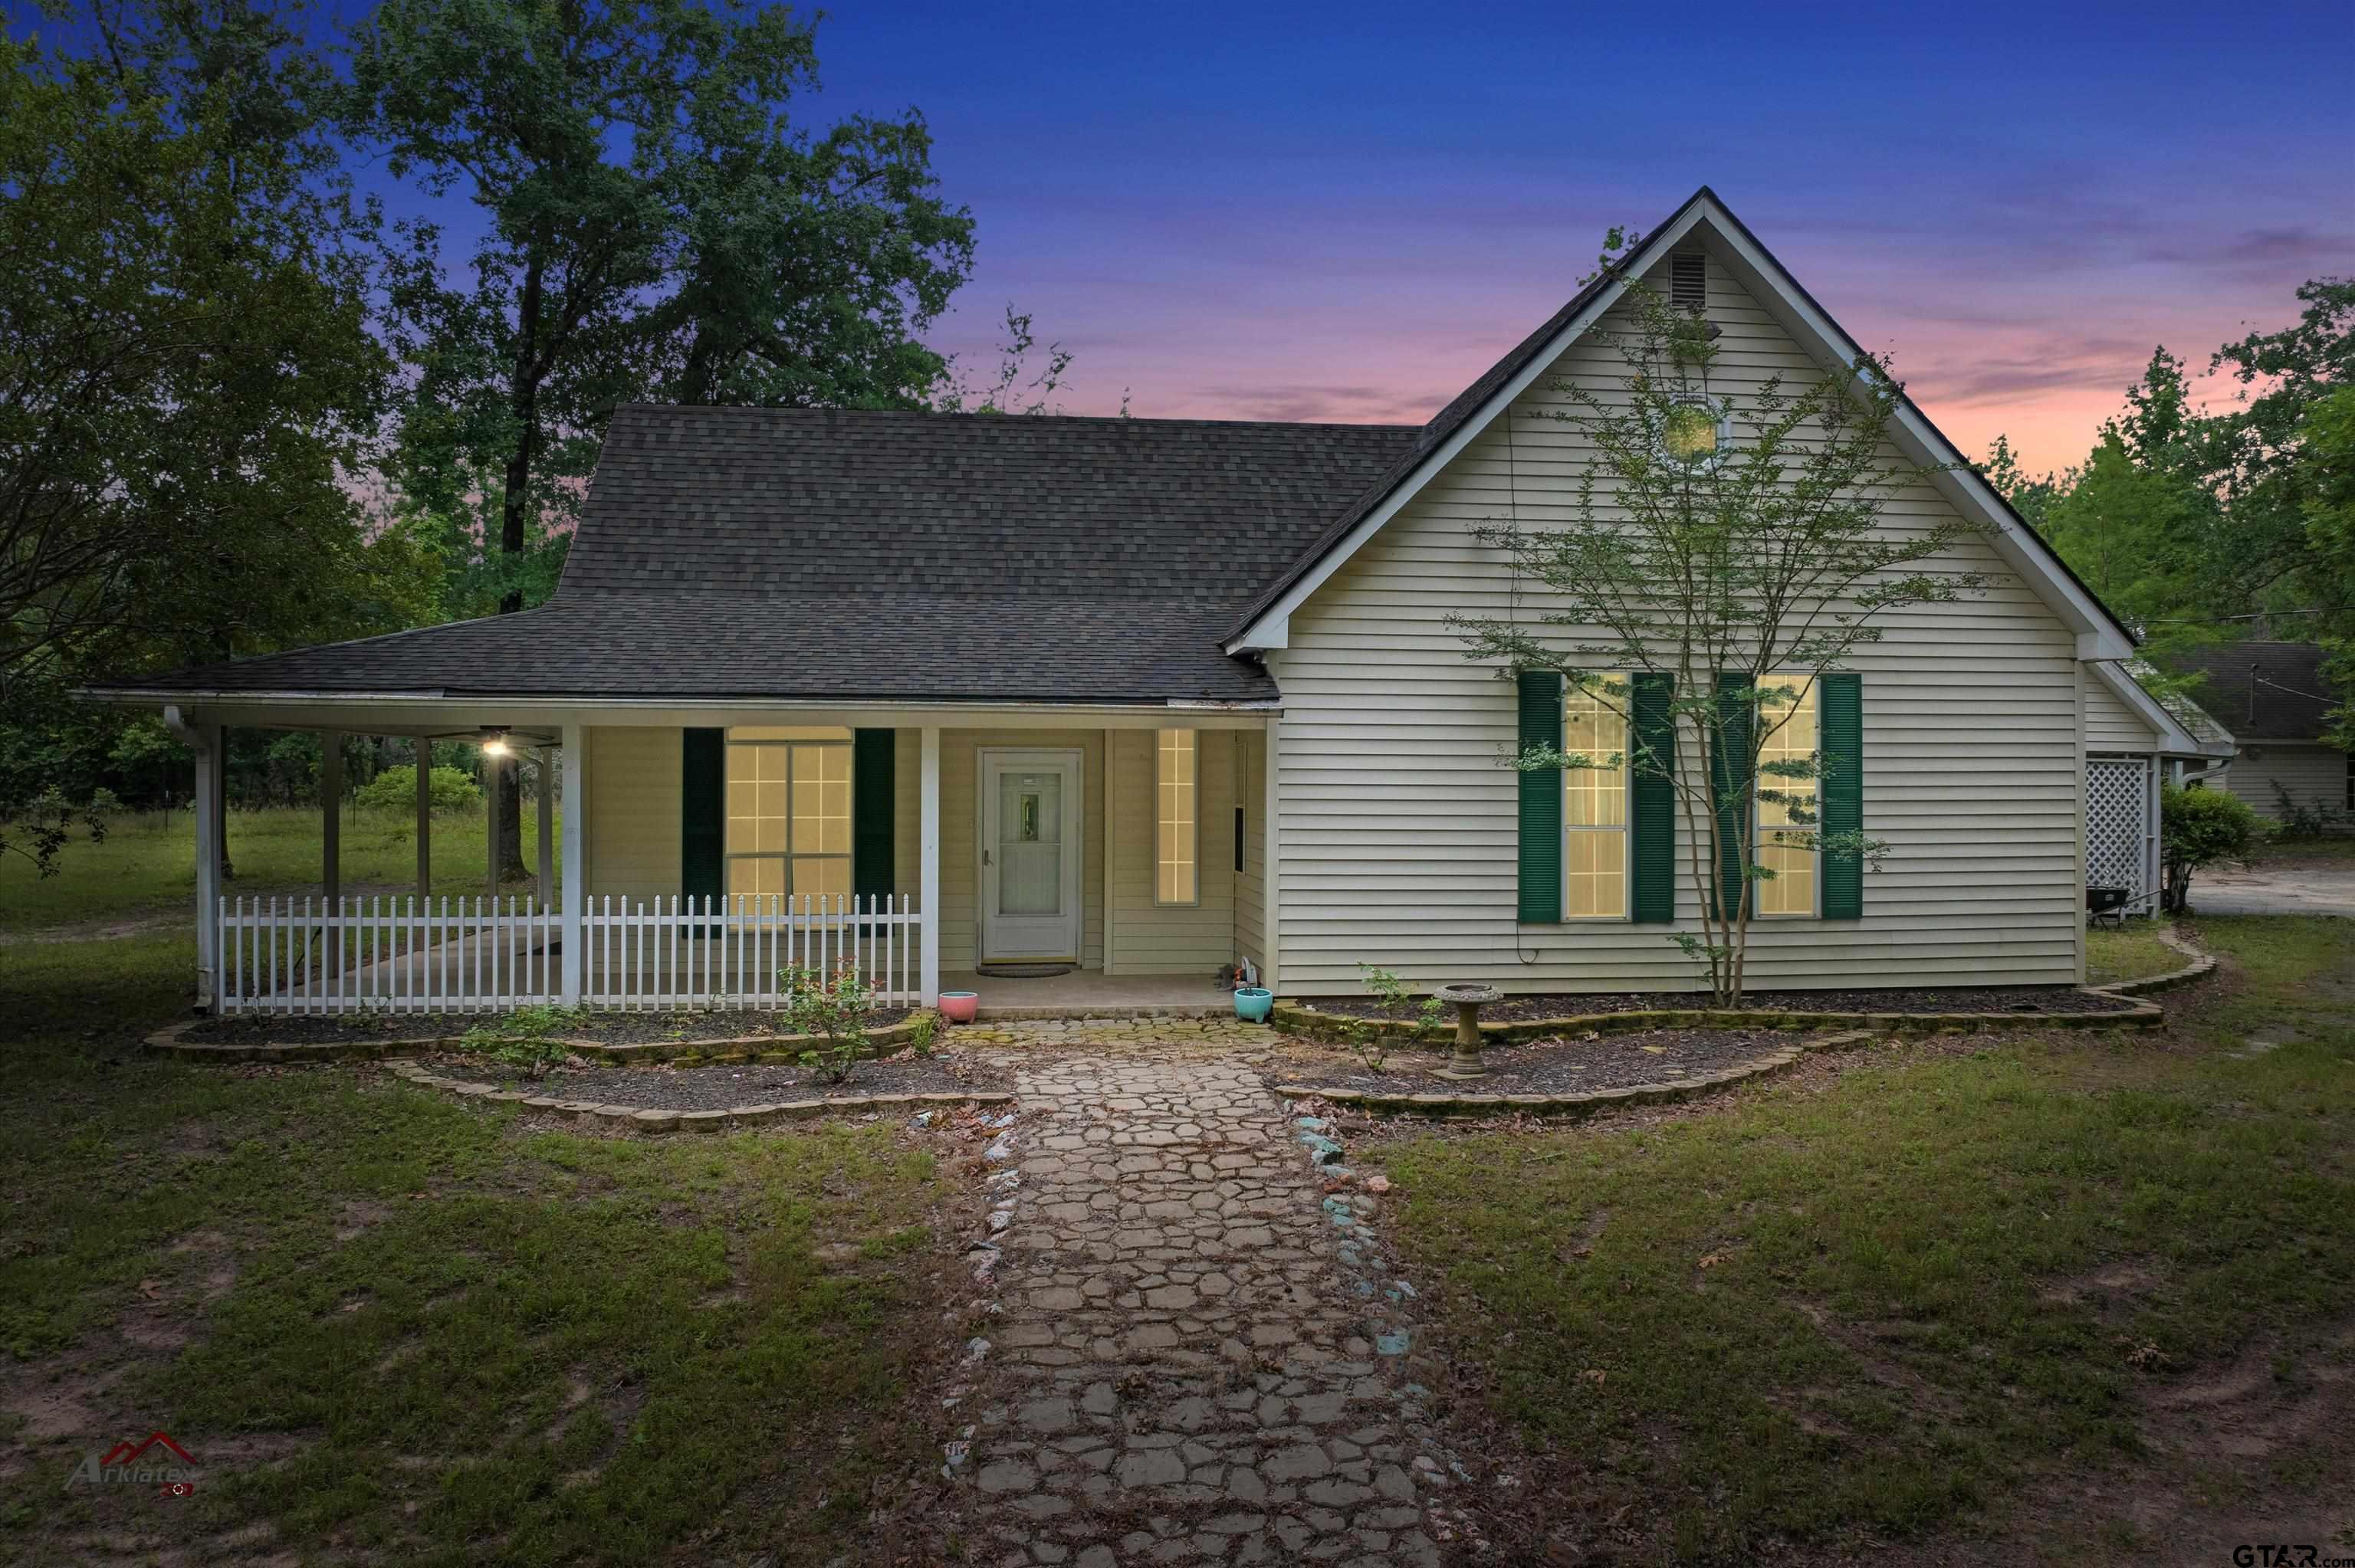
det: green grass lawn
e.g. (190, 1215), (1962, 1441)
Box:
(2, 805), (559, 933)
(1374, 915), (2355, 1561)
(2084, 919), (2190, 986)
(1, 927), (963, 1563)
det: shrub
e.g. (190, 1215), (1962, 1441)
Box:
(354, 763), (481, 815)
(2268, 781), (2344, 839)
(2161, 782), (2263, 914)
(780, 958), (875, 1085)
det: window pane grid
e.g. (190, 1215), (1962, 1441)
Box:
(1563, 684), (1629, 918)
(726, 732), (852, 900)
(1756, 678), (1818, 917)
(1156, 728), (1197, 906)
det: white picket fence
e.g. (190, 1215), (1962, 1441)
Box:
(215, 894), (922, 1014)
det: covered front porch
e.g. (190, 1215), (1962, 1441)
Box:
(168, 700), (1273, 1017)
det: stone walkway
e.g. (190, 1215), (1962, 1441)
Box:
(944, 1022), (1481, 1566)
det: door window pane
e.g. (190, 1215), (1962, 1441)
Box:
(998, 771), (1063, 916)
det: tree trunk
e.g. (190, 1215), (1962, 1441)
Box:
(488, 254), (546, 881)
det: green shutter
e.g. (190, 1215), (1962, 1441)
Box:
(682, 729), (724, 910)
(1820, 673), (1863, 920)
(1631, 672), (1676, 923)
(852, 728), (896, 908)
(1517, 670), (1564, 924)
(1711, 674), (1754, 923)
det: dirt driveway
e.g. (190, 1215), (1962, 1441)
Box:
(2191, 853), (2355, 917)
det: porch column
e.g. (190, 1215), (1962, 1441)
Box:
(535, 746), (554, 907)
(415, 736), (432, 904)
(560, 723), (584, 1004)
(1261, 716), (1282, 996)
(321, 730), (342, 977)
(484, 747), (501, 900)
(189, 717), (223, 1012)
(920, 725), (941, 1005)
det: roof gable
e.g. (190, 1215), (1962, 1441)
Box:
(1227, 188), (2139, 661)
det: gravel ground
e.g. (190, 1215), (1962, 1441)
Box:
(185, 1006), (912, 1045)
(435, 1048), (1011, 1109)
(1269, 1027), (1805, 1095)
(1294, 984), (2136, 1024)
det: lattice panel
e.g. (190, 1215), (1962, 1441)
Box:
(2087, 759), (2152, 899)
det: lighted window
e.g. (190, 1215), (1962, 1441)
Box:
(1156, 728), (1197, 906)
(725, 727), (852, 901)
(1756, 679), (1818, 917)
(1563, 684), (1628, 918)
(1661, 400), (1728, 467)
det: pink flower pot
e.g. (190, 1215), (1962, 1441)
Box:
(937, 990), (980, 1024)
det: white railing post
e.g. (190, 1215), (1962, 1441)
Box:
(920, 726), (940, 1005)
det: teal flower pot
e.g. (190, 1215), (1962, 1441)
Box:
(1233, 986), (1273, 1022)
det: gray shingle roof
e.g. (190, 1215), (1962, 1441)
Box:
(2166, 641), (2340, 741)
(102, 408), (1419, 706)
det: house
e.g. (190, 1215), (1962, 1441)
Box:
(2170, 641), (2348, 826)
(88, 188), (2167, 1014)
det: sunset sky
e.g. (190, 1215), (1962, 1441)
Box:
(784, 0), (2351, 475)
(29, 0), (2349, 477)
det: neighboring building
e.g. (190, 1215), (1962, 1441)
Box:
(2174, 641), (2348, 825)
(88, 189), (2170, 1011)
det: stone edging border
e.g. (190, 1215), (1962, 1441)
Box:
(1269, 992), (2161, 1048)
(140, 1010), (943, 1065)
(373, 1055), (1014, 1135)
(2092, 927), (2217, 997)
(1273, 1027), (1877, 1118)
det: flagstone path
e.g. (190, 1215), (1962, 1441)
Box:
(941, 1020), (1490, 1567)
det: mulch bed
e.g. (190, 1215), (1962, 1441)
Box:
(1269, 1027), (1804, 1096)
(185, 1007), (913, 1045)
(430, 1048), (1011, 1110)
(1293, 985), (2137, 1022)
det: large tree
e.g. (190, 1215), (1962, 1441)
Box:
(1452, 240), (1986, 1003)
(0, 21), (435, 871)
(345, 0), (977, 873)
(1985, 277), (2353, 730)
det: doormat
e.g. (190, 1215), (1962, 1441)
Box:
(974, 963), (1077, 979)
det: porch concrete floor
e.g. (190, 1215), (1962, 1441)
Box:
(940, 968), (1233, 1019)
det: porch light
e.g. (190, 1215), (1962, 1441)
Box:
(478, 727), (511, 757)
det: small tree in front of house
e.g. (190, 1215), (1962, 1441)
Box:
(1451, 231), (1991, 1003)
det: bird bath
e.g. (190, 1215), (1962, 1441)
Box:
(1433, 982), (1503, 1078)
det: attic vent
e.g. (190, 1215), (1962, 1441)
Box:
(1670, 251), (1707, 315)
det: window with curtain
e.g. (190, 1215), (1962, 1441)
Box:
(1156, 727), (1197, 906)
(1563, 684), (1628, 918)
(725, 727), (852, 900)
(1756, 679), (1818, 917)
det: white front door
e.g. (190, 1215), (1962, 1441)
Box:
(978, 749), (1083, 962)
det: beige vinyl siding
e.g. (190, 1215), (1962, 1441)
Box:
(584, 726), (681, 903)
(1269, 249), (2083, 993)
(1105, 727), (1243, 973)
(941, 730), (1105, 969)
(1235, 729), (1266, 972)
(2084, 671), (2161, 752)
(2219, 743), (2349, 819)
